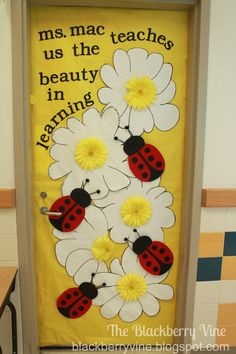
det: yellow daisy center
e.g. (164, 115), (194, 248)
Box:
(117, 273), (147, 301)
(91, 235), (114, 262)
(120, 195), (153, 227)
(125, 76), (157, 110)
(74, 137), (108, 170)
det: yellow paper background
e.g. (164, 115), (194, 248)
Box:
(30, 6), (188, 347)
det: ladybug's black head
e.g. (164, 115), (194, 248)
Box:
(70, 188), (91, 208)
(133, 236), (152, 254)
(79, 282), (98, 300)
(123, 136), (145, 156)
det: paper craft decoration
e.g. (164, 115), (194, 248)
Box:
(30, 5), (188, 347)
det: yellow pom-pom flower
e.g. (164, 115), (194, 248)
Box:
(120, 195), (153, 227)
(91, 235), (114, 262)
(125, 76), (157, 110)
(74, 137), (108, 170)
(117, 273), (147, 301)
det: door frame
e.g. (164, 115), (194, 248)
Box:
(11, 1), (211, 353)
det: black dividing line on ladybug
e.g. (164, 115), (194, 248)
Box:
(114, 126), (165, 182)
(47, 179), (101, 232)
(57, 273), (106, 319)
(124, 229), (174, 276)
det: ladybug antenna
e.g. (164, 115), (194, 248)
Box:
(90, 189), (101, 196)
(125, 125), (132, 136)
(96, 283), (107, 290)
(133, 228), (141, 237)
(124, 237), (134, 248)
(114, 136), (124, 144)
(90, 272), (95, 282)
(82, 178), (90, 189)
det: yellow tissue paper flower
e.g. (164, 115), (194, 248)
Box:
(125, 76), (157, 110)
(74, 137), (108, 170)
(120, 195), (153, 227)
(91, 235), (114, 262)
(117, 273), (147, 301)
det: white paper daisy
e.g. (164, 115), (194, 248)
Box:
(49, 107), (131, 199)
(94, 178), (175, 244)
(92, 248), (174, 322)
(54, 207), (114, 284)
(98, 48), (179, 135)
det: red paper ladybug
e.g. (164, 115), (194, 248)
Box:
(49, 182), (100, 232)
(114, 132), (165, 182)
(125, 230), (173, 275)
(57, 281), (106, 319)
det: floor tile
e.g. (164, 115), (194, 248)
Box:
(197, 257), (222, 281)
(219, 280), (236, 303)
(221, 256), (236, 280)
(217, 303), (236, 326)
(223, 232), (236, 256)
(199, 232), (224, 257)
(195, 281), (220, 304)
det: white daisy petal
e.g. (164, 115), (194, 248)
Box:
(119, 301), (142, 322)
(110, 258), (125, 276)
(113, 49), (131, 80)
(93, 287), (118, 306)
(128, 48), (148, 76)
(100, 64), (119, 88)
(100, 295), (124, 319)
(139, 293), (160, 316)
(55, 239), (81, 266)
(67, 117), (82, 133)
(153, 104), (179, 131)
(98, 88), (127, 116)
(101, 107), (120, 135)
(82, 107), (101, 126)
(103, 167), (130, 192)
(48, 161), (70, 180)
(66, 249), (92, 276)
(146, 53), (164, 79)
(93, 272), (121, 287)
(97, 261), (108, 273)
(84, 205), (108, 232)
(148, 284), (174, 300)
(74, 259), (99, 285)
(122, 247), (146, 276)
(157, 81), (176, 104)
(153, 63), (172, 93)
(52, 127), (75, 145)
(119, 106), (131, 128)
(129, 108), (154, 135)
(145, 271), (169, 284)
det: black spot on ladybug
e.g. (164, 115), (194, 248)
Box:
(71, 188), (91, 208)
(59, 206), (65, 212)
(65, 199), (71, 205)
(76, 208), (82, 215)
(165, 256), (170, 262)
(145, 147), (150, 153)
(83, 299), (88, 305)
(79, 306), (84, 311)
(152, 245), (158, 250)
(142, 253), (148, 259)
(73, 291), (79, 296)
(146, 261), (151, 267)
(61, 300), (66, 305)
(153, 266), (159, 272)
(132, 157), (138, 163)
(142, 173), (148, 179)
(148, 156), (154, 162)
(70, 215), (75, 221)
(156, 161), (162, 167)
(66, 294), (71, 299)
(138, 164), (144, 170)
(159, 248), (165, 254)
(123, 136), (145, 155)
(65, 223), (70, 229)
(72, 311), (78, 316)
